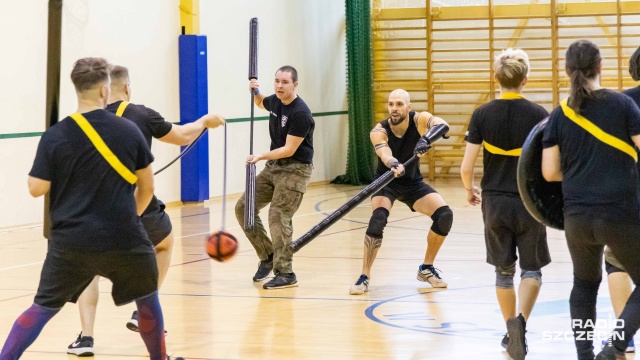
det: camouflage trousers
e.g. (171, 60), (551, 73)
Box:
(235, 159), (313, 274)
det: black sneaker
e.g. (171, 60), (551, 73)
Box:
(127, 310), (167, 336)
(126, 310), (139, 332)
(263, 272), (298, 289)
(596, 345), (626, 360)
(501, 333), (509, 350)
(253, 255), (274, 282)
(167, 356), (185, 360)
(506, 316), (527, 360)
(67, 332), (94, 357)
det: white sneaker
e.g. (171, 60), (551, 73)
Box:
(349, 274), (369, 295)
(417, 265), (448, 288)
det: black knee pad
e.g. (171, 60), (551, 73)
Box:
(430, 206), (453, 236)
(366, 208), (389, 238)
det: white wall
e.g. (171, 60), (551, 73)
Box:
(202, 0), (348, 196)
(0, 0), (348, 228)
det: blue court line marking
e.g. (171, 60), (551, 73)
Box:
(364, 282), (580, 337)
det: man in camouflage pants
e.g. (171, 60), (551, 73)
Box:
(235, 65), (315, 289)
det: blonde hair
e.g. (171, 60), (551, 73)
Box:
(494, 48), (530, 89)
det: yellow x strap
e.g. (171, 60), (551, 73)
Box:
(70, 113), (138, 184)
(115, 101), (129, 117)
(560, 99), (637, 162)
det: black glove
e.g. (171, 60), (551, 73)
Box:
(391, 161), (405, 177)
(414, 123), (450, 155)
(415, 137), (430, 155)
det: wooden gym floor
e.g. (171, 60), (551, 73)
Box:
(0, 180), (636, 359)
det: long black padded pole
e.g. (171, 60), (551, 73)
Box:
(289, 156), (417, 253)
(244, 17), (259, 230)
(43, 0), (63, 239)
(290, 124), (450, 253)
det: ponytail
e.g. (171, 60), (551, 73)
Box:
(568, 70), (591, 113)
(565, 40), (601, 115)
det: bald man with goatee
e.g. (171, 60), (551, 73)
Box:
(349, 89), (454, 295)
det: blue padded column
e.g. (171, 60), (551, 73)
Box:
(179, 35), (209, 202)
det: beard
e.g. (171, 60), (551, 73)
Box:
(389, 113), (405, 125)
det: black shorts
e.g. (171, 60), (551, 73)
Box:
(141, 199), (173, 246)
(34, 243), (158, 309)
(482, 195), (551, 270)
(604, 246), (626, 274)
(605, 261), (626, 275)
(372, 179), (437, 211)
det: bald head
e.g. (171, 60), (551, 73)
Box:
(387, 89), (412, 126)
(389, 89), (410, 103)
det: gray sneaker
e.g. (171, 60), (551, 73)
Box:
(417, 265), (448, 288)
(263, 272), (298, 289)
(596, 345), (626, 360)
(506, 316), (527, 360)
(349, 274), (369, 295)
(501, 333), (509, 350)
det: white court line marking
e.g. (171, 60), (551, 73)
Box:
(0, 224), (42, 234)
(0, 261), (44, 272)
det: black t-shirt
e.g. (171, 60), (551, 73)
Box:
(468, 98), (549, 196)
(106, 101), (173, 149)
(622, 86), (640, 175)
(375, 112), (423, 184)
(263, 94), (314, 164)
(106, 101), (173, 214)
(29, 109), (154, 251)
(542, 89), (640, 221)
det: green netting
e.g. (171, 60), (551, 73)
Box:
(332, 0), (375, 185)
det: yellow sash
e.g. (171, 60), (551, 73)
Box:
(482, 141), (522, 156)
(69, 113), (138, 184)
(481, 93), (526, 156)
(560, 99), (637, 162)
(115, 101), (129, 117)
(499, 92), (524, 100)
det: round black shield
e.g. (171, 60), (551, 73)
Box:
(517, 117), (564, 230)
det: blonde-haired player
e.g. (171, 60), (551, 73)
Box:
(461, 48), (551, 360)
